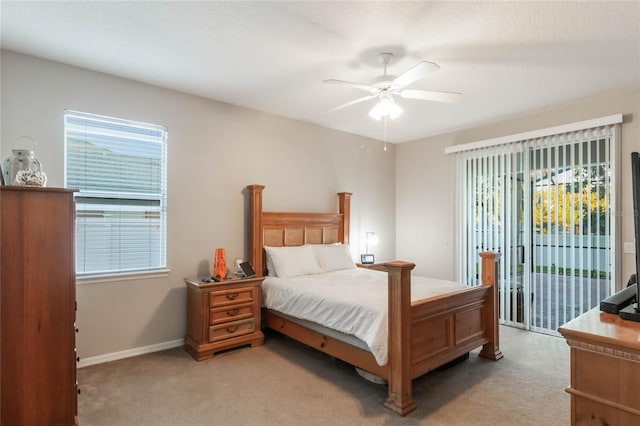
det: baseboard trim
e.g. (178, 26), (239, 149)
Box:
(78, 338), (184, 368)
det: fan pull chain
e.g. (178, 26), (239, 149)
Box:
(384, 116), (388, 152)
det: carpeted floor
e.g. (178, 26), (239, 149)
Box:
(78, 325), (570, 425)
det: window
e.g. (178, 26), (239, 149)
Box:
(64, 111), (168, 278)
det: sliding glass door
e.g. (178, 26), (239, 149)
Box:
(528, 136), (613, 333)
(458, 145), (528, 327)
(456, 125), (617, 334)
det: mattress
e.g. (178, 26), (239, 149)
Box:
(262, 268), (469, 365)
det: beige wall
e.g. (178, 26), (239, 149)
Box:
(396, 88), (640, 288)
(0, 50), (397, 359)
(3, 48), (638, 360)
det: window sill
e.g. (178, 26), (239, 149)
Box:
(77, 268), (171, 285)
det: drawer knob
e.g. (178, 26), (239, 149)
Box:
(226, 325), (239, 333)
(227, 309), (239, 317)
(226, 293), (239, 300)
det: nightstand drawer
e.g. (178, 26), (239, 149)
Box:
(209, 319), (255, 342)
(210, 302), (254, 325)
(209, 287), (254, 307)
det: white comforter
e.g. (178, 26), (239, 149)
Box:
(262, 268), (469, 365)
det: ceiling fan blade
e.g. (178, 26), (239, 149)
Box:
(399, 89), (462, 103)
(323, 79), (378, 94)
(324, 94), (378, 113)
(393, 61), (440, 88)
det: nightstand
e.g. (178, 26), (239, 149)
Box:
(184, 276), (265, 361)
(356, 262), (389, 272)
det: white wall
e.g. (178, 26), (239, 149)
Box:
(0, 50), (397, 359)
(396, 88), (640, 288)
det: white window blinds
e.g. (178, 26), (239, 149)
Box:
(450, 115), (621, 334)
(64, 111), (168, 277)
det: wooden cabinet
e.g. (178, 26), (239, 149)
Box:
(184, 276), (264, 360)
(558, 307), (640, 425)
(1, 187), (78, 425)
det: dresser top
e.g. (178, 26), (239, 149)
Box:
(559, 307), (640, 351)
(0, 186), (77, 193)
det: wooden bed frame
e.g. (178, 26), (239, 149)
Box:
(247, 185), (502, 416)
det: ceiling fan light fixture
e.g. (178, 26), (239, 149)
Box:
(324, 52), (459, 122)
(368, 96), (402, 120)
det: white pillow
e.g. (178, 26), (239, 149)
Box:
(264, 245), (322, 278)
(265, 249), (276, 277)
(311, 243), (356, 272)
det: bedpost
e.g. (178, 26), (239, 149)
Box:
(479, 251), (503, 361)
(337, 192), (352, 245)
(247, 185), (265, 277)
(384, 261), (417, 416)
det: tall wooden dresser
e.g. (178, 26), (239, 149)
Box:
(1, 187), (78, 425)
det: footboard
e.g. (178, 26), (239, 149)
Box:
(410, 285), (492, 378)
(384, 252), (502, 416)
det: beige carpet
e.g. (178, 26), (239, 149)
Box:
(78, 326), (570, 425)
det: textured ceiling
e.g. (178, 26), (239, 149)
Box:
(1, 1), (639, 143)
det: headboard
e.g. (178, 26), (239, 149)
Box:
(247, 185), (352, 277)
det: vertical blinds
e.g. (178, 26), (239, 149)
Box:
(528, 126), (615, 332)
(454, 121), (618, 333)
(65, 111), (168, 276)
(456, 143), (526, 325)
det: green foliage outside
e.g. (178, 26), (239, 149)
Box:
(534, 164), (610, 236)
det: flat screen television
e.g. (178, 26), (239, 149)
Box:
(619, 152), (640, 321)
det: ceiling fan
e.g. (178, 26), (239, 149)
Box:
(323, 52), (461, 120)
